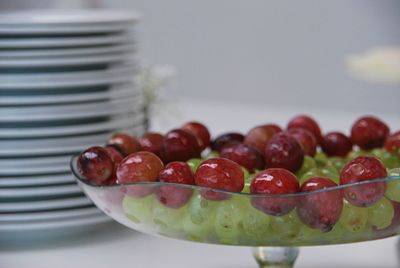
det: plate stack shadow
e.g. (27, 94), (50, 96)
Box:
(0, 9), (146, 240)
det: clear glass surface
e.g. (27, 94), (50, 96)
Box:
(70, 156), (400, 247)
(71, 156), (400, 267)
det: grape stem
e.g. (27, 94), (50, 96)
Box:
(252, 247), (299, 268)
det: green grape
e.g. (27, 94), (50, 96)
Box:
(152, 198), (185, 235)
(326, 157), (347, 173)
(297, 225), (322, 244)
(319, 166), (340, 184)
(122, 194), (154, 224)
(314, 152), (328, 167)
(242, 181), (251, 193)
(214, 197), (244, 245)
(371, 148), (386, 159)
(182, 194), (217, 241)
(242, 170), (256, 193)
(270, 210), (302, 242)
(347, 149), (369, 160)
(246, 172), (257, 183)
(386, 168), (400, 202)
(296, 156), (317, 178)
(203, 150), (220, 159)
(367, 197), (394, 230)
(322, 223), (347, 243)
(238, 197), (270, 240)
(339, 200), (368, 233)
(299, 166), (339, 185)
(188, 194), (217, 225)
(187, 158), (202, 173)
(181, 213), (210, 242)
(372, 149), (400, 169)
(300, 168), (319, 184)
(242, 167), (250, 180)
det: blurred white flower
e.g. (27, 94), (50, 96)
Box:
(346, 47), (400, 85)
(138, 64), (179, 129)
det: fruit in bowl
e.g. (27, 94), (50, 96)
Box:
(72, 116), (400, 268)
(156, 161), (194, 208)
(250, 168), (299, 216)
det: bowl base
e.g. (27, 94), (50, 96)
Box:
(252, 247), (299, 268)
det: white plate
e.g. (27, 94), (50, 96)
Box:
(0, 53), (135, 68)
(0, 81), (136, 96)
(0, 44), (136, 58)
(0, 9), (138, 26)
(0, 155), (71, 167)
(0, 62), (137, 81)
(0, 184), (82, 199)
(0, 23), (133, 35)
(0, 206), (101, 222)
(0, 132), (112, 147)
(0, 173), (76, 187)
(0, 64), (138, 90)
(0, 96), (144, 122)
(0, 96), (141, 115)
(0, 213), (110, 232)
(0, 20), (135, 35)
(0, 113), (146, 138)
(0, 163), (69, 176)
(0, 86), (140, 105)
(0, 196), (92, 212)
(0, 33), (132, 49)
(0, 125), (145, 157)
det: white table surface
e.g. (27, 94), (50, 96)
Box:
(1, 97), (399, 268)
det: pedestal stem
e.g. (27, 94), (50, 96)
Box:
(252, 247), (299, 268)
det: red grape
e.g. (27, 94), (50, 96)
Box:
(250, 168), (299, 216)
(220, 143), (265, 173)
(107, 133), (141, 156)
(139, 132), (165, 159)
(287, 115), (323, 144)
(105, 146), (124, 165)
(264, 132), (304, 173)
(385, 131), (400, 153)
(163, 129), (201, 163)
(182, 121), (211, 151)
(156, 161), (194, 208)
(106, 176), (119, 185)
(350, 116), (390, 150)
(340, 156), (387, 207)
(244, 124), (282, 154)
(287, 128), (317, 157)
(116, 151), (164, 197)
(297, 177), (343, 232)
(77, 146), (114, 185)
(211, 132), (244, 152)
(194, 158), (244, 200)
(321, 132), (353, 157)
(104, 146), (124, 184)
(266, 124), (282, 133)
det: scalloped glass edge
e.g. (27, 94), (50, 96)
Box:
(70, 155), (400, 197)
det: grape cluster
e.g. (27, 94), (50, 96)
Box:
(77, 115), (400, 243)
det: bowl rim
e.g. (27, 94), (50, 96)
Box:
(70, 155), (400, 198)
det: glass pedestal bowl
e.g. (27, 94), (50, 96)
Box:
(71, 156), (400, 267)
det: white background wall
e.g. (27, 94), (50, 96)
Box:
(2, 0), (400, 114)
(102, 0), (400, 114)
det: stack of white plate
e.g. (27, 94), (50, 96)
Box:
(0, 9), (145, 239)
